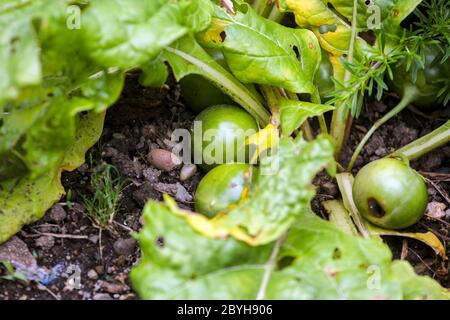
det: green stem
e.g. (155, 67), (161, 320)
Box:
(347, 85), (418, 171)
(318, 114), (329, 135)
(336, 173), (370, 238)
(261, 85), (280, 126)
(166, 47), (270, 126)
(252, 0), (274, 18)
(330, 0), (358, 159)
(301, 120), (314, 141)
(323, 200), (359, 236)
(330, 101), (348, 157)
(390, 119), (450, 160)
(267, 5), (284, 23)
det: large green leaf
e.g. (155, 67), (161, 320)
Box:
(199, 3), (321, 95)
(131, 199), (448, 300)
(0, 109), (105, 243)
(164, 35), (270, 125)
(80, 0), (213, 69)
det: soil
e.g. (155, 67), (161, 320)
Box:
(0, 75), (448, 300)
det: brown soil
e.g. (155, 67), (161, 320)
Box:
(0, 75), (448, 300)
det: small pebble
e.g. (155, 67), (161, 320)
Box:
(99, 281), (128, 294)
(95, 265), (105, 275)
(147, 148), (181, 171)
(426, 202), (447, 219)
(35, 236), (55, 251)
(113, 238), (136, 256)
(87, 269), (98, 280)
(180, 164), (197, 181)
(49, 204), (67, 222)
(93, 293), (113, 300)
(89, 235), (99, 244)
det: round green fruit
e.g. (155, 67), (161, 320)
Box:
(352, 158), (428, 229)
(195, 164), (257, 217)
(180, 49), (234, 113)
(193, 104), (259, 171)
(390, 44), (450, 108)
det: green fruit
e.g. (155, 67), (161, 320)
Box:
(195, 164), (257, 217)
(391, 44), (450, 108)
(180, 49), (234, 113)
(180, 75), (234, 113)
(352, 158), (428, 229)
(193, 105), (259, 171)
(314, 51), (334, 102)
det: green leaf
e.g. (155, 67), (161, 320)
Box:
(164, 35), (270, 125)
(199, 3), (321, 95)
(215, 136), (335, 245)
(131, 201), (273, 299)
(0, 171), (64, 244)
(279, 98), (335, 136)
(131, 198), (448, 300)
(0, 0), (68, 103)
(80, 0), (213, 70)
(139, 56), (169, 88)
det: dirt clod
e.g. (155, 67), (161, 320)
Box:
(113, 238), (137, 256)
(48, 204), (67, 223)
(35, 236), (55, 251)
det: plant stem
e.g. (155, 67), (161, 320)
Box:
(347, 85), (418, 171)
(330, 101), (348, 157)
(323, 200), (359, 236)
(166, 46), (271, 126)
(267, 4), (284, 23)
(301, 120), (314, 141)
(252, 0), (274, 18)
(336, 173), (370, 238)
(261, 85), (280, 126)
(256, 233), (286, 300)
(330, 0), (358, 159)
(318, 114), (329, 135)
(390, 119), (450, 160)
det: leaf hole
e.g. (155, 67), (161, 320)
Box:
(332, 248), (342, 260)
(292, 45), (300, 59)
(278, 256), (295, 269)
(155, 236), (165, 248)
(297, 93), (311, 102)
(359, 30), (376, 46)
(220, 31), (227, 42)
(367, 197), (385, 218)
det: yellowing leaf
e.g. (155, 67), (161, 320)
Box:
(245, 124), (279, 164)
(203, 18), (230, 44)
(367, 224), (448, 259)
